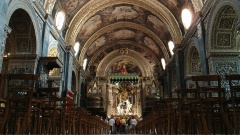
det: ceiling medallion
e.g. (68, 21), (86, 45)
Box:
(119, 48), (129, 55)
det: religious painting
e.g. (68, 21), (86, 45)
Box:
(144, 37), (160, 56)
(112, 6), (138, 20)
(111, 29), (136, 40)
(79, 15), (102, 38)
(109, 60), (141, 75)
(87, 36), (106, 56)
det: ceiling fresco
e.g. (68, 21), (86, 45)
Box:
(47, 0), (201, 78)
(86, 29), (161, 58)
(76, 4), (171, 45)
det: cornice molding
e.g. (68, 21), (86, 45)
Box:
(206, 52), (240, 59)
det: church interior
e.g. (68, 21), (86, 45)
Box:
(0, 0), (240, 134)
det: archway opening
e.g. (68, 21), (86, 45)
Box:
(4, 9), (36, 74)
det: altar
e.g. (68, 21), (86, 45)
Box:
(107, 74), (142, 117)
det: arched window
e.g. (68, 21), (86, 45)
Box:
(83, 58), (88, 71)
(74, 42), (80, 56)
(168, 41), (175, 55)
(181, 8), (192, 29)
(161, 58), (166, 70)
(55, 11), (65, 30)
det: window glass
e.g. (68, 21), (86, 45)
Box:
(55, 11), (65, 30)
(161, 58), (166, 70)
(83, 58), (88, 71)
(168, 41), (175, 55)
(74, 42), (80, 56)
(181, 8), (192, 29)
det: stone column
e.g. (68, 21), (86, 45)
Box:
(62, 45), (75, 96)
(174, 48), (185, 89)
(197, 20), (208, 75)
(77, 72), (82, 107)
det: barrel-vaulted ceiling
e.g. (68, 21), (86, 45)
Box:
(47, 0), (203, 78)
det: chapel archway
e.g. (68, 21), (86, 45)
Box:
(4, 9), (37, 74)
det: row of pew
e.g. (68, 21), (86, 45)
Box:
(136, 74), (240, 134)
(0, 74), (109, 134)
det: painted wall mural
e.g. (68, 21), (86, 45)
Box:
(109, 60), (141, 75)
(112, 6), (138, 20)
(79, 15), (102, 39)
(112, 30), (136, 40)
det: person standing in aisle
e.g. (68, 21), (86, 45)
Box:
(108, 116), (115, 134)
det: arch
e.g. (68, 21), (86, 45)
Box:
(6, 0), (42, 56)
(65, 0), (182, 46)
(87, 41), (161, 71)
(96, 50), (153, 77)
(206, 0), (240, 54)
(78, 22), (170, 65)
(184, 38), (201, 77)
(47, 40), (59, 57)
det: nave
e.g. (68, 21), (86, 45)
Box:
(0, 0), (240, 134)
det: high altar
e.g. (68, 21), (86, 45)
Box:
(108, 74), (141, 117)
(86, 61), (162, 118)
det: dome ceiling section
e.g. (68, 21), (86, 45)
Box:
(78, 22), (170, 66)
(65, 0), (183, 48)
(86, 40), (162, 76)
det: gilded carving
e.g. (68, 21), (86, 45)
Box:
(119, 48), (128, 55)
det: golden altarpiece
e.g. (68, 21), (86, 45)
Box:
(86, 62), (162, 118)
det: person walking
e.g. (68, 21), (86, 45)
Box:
(120, 117), (126, 134)
(130, 116), (137, 134)
(108, 117), (115, 134)
(115, 117), (121, 134)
